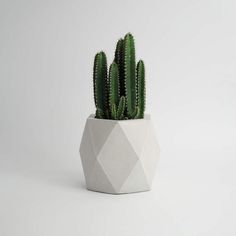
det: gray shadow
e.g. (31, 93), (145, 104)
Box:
(19, 168), (87, 191)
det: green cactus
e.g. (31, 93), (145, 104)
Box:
(93, 33), (146, 120)
(117, 96), (125, 119)
(111, 104), (117, 120)
(124, 33), (136, 117)
(108, 62), (120, 112)
(136, 60), (145, 118)
(114, 39), (125, 98)
(93, 51), (108, 119)
(95, 108), (105, 119)
(129, 106), (139, 119)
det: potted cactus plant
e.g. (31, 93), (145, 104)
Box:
(80, 33), (160, 194)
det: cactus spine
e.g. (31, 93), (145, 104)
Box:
(93, 33), (145, 120)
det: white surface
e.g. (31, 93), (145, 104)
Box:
(0, 0), (236, 235)
(80, 115), (159, 194)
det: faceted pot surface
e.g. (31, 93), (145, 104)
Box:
(79, 114), (160, 194)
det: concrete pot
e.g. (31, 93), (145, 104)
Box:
(79, 114), (160, 194)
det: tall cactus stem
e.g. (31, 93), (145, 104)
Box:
(93, 51), (108, 118)
(108, 62), (120, 114)
(136, 60), (145, 118)
(114, 39), (125, 97)
(124, 33), (136, 117)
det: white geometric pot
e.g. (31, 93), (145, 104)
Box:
(79, 114), (160, 194)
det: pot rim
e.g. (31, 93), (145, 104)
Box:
(87, 114), (151, 123)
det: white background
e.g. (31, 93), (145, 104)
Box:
(0, 0), (236, 235)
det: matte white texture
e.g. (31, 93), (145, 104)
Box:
(80, 115), (160, 194)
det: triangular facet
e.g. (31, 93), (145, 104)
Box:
(97, 124), (138, 192)
(118, 120), (148, 156)
(88, 118), (116, 156)
(79, 121), (97, 180)
(119, 160), (150, 193)
(86, 160), (116, 193)
(140, 122), (160, 185)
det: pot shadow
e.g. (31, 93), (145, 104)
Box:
(19, 168), (87, 192)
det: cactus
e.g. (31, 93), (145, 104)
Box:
(117, 96), (125, 119)
(136, 60), (145, 118)
(124, 33), (136, 117)
(93, 33), (146, 120)
(93, 51), (108, 118)
(114, 39), (125, 98)
(108, 62), (120, 112)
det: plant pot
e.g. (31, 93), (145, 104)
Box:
(79, 114), (160, 194)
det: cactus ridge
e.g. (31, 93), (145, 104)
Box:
(93, 33), (146, 120)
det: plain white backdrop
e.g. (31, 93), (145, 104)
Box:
(0, 0), (236, 235)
